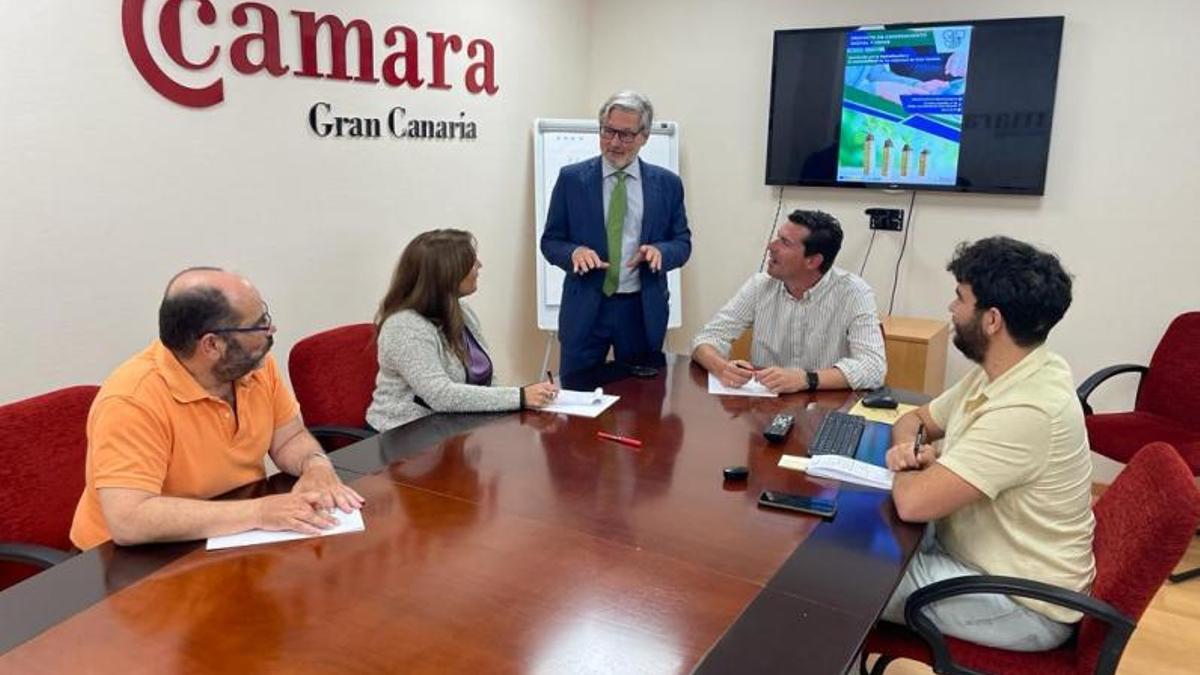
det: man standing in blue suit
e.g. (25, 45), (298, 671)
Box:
(541, 91), (691, 383)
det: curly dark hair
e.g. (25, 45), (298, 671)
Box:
(788, 209), (843, 273)
(946, 236), (1072, 347)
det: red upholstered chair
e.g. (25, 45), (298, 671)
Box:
(288, 323), (379, 452)
(0, 385), (99, 590)
(1077, 311), (1200, 581)
(861, 442), (1200, 675)
(1077, 311), (1200, 466)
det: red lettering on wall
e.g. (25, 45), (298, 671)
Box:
(159, 0), (218, 70)
(122, 0), (224, 107)
(231, 3), (289, 76)
(382, 26), (423, 88)
(427, 32), (463, 90)
(293, 11), (378, 83)
(465, 39), (498, 95)
(121, 1), (499, 108)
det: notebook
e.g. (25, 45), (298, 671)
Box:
(778, 454), (894, 490)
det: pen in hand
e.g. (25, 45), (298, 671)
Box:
(913, 422), (926, 466)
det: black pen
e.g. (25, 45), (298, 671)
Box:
(546, 370), (555, 385)
(913, 422), (926, 465)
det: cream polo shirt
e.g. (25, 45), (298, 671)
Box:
(930, 346), (1096, 623)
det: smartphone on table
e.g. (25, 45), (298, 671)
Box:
(757, 490), (837, 519)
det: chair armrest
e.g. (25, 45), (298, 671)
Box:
(904, 575), (1135, 675)
(308, 425), (375, 452)
(0, 542), (74, 569)
(1076, 364), (1147, 415)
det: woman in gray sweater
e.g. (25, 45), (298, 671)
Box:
(366, 229), (557, 431)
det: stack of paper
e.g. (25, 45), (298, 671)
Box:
(541, 388), (620, 418)
(707, 373), (777, 398)
(778, 454), (894, 490)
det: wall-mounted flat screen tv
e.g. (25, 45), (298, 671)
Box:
(765, 16), (1064, 195)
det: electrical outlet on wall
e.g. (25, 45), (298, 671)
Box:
(865, 208), (904, 231)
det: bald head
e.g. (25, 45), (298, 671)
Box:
(159, 267), (263, 356)
(164, 267), (257, 300)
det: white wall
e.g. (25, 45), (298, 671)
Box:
(1, 0), (590, 402)
(585, 0), (1200, 481)
(5, 2), (1198, 482)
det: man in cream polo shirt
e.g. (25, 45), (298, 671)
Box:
(880, 236), (1094, 651)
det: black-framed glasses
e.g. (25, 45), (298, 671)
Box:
(600, 125), (644, 143)
(210, 308), (273, 335)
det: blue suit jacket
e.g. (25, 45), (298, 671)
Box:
(540, 156), (691, 352)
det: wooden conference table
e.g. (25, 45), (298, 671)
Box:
(0, 355), (924, 674)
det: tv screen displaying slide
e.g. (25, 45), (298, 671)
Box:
(766, 16), (1064, 195)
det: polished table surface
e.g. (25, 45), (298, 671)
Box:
(0, 356), (923, 674)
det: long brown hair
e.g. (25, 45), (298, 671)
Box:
(375, 229), (477, 363)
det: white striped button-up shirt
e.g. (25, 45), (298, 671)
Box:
(691, 267), (887, 389)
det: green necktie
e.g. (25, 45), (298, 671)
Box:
(603, 171), (627, 297)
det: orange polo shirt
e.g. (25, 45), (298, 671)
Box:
(70, 341), (300, 550)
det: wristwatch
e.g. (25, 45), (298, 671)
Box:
(805, 371), (820, 392)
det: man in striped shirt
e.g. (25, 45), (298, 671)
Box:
(690, 210), (886, 392)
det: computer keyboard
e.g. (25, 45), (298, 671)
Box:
(808, 411), (865, 458)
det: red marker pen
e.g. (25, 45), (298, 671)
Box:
(596, 431), (643, 448)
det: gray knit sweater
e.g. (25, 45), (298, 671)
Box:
(365, 302), (520, 432)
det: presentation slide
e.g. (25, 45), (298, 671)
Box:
(836, 25), (972, 186)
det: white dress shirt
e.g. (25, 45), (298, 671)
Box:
(691, 267), (887, 389)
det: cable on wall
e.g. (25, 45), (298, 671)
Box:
(886, 190), (918, 316)
(859, 229), (878, 277)
(758, 186), (785, 273)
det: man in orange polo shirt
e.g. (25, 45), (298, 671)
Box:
(70, 267), (364, 549)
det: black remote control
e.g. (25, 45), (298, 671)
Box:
(763, 413), (795, 444)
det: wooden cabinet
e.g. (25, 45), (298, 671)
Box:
(882, 316), (949, 395)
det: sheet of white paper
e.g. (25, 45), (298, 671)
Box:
(707, 373), (777, 398)
(541, 388), (620, 418)
(206, 508), (365, 551)
(552, 388), (603, 405)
